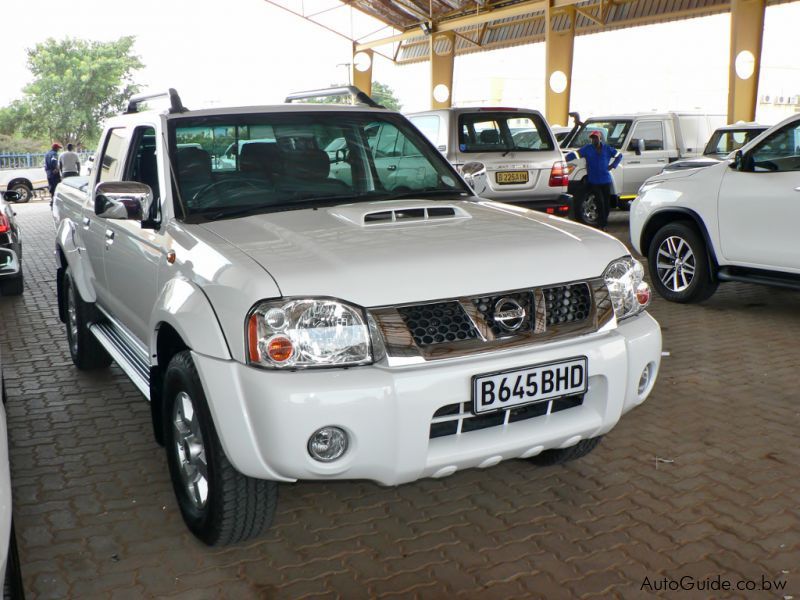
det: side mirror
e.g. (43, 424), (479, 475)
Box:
(731, 150), (743, 171)
(2, 191), (20, 202)
(629, 138), (644, 155)
(94, 181), (153, 221)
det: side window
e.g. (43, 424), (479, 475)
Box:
(750, 123), (800, 172)
(125, 126), (160, 200)
(631, 121), (664, 151)
(98, 128), (128, 183)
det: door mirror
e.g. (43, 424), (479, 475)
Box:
(2, 191), (20, 202)
(94, 181), (154, 221)
(731, 150), (743, 170)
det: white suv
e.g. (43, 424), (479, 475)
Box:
(631, 113), (800, 303)
(53, 90), (661, 546)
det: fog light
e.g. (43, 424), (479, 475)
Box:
(638, 363), (654, 395)
(308, 427), (348, 462)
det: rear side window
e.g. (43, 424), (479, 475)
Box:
(458, 112), (554, 153)
(98, 128), (128, 183)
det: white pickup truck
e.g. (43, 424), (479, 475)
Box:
(563, 112), (725, 225)
(0, 166), (47, 202)
(53, 89), (661, 546)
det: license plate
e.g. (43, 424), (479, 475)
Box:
(495, 170), (529, 184)
(472, 357), (588, 414)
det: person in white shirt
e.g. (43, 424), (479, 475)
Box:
(58, 144), (81, 177)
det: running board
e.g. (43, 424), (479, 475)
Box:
(717, 267), (800, 291)
(90, 322), (151, 399)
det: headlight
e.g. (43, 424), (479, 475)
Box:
(247, 298), (372, 368)
(637, 179), (664, 195)
(603, 256), (651, 321)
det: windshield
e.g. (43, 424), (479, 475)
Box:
(704, 128), (766, 157)
(458, 112), (554, 152)
(169, 112), (467, 220)
(569, 120), (632, 149)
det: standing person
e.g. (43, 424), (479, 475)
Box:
(44, 143), (62, 204)
(58, 143), (81, 178)
(565, 130), (622, 230)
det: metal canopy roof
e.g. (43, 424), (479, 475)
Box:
(266, 0), (791, 65)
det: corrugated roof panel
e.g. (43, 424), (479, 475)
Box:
(395, 0), (783, 63)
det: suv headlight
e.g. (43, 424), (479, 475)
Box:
(603, 256), (651, 321)
(247, 298), (372, 369)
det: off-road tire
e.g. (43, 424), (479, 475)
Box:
(531, 437), (602, 466)
(648, 222), (718, 303)
(163, 351), (278, 546)
(63, 267), (112, 369)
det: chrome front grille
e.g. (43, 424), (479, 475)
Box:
(543, 284), (592, 326)
(397, 302), (479, 347)
(369, 278), (613, 365)
(429, 395), (585, 439)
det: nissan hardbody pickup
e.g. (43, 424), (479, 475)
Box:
(53, 89), (661, 546)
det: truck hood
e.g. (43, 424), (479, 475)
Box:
(199, 199), (626, 307)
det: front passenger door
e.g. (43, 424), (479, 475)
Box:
(718, 120), (800, 269)
(623, 120), (669, 195)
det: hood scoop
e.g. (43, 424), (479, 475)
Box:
(331, 202), (471, 227)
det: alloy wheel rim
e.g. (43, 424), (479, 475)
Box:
(66, 284), (78, 354)
(583, 194), (599, 222)
(657, 235), (696, 292)
(172, 391), (209, 510)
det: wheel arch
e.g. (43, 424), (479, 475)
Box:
(148, 278), (232, 445)
(7, 178), (32, 191)
(639, 208), (719, 270)
(55, 220), (98, 315)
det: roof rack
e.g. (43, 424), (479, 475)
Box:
(284, 86), (384, 109)
(125, 88), (188, 114)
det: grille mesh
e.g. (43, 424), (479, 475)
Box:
(398, 302), (478, 347)
(543, 284), (592, 326)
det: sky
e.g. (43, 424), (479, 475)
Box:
(1, 0), (799, 126)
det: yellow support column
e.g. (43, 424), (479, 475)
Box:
(545, 6), (575, 127)
(352, 47), (374, 97)
(727, 0), (765, 123)
(430, 31), (455, 109)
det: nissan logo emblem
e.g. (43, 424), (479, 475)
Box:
(493, 297), (526, 332)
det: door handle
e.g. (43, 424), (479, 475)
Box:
(104, 229), (115, 245)
(387, 165), (397, 171)
(794, 187), (800, 192)
(628, 161), (640, 165)
(82, 217), (90, 229)
(656, 159), (667, 163)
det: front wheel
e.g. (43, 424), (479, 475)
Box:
(163, 351), (278, 546)
(9, 184), (31, 204)
(576, 187), (601, 227)
(648, 222), (718, 303)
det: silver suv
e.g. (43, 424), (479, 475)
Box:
(407, 107), (571, 216)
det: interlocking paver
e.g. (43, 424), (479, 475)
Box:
(1, 202), (798, 598)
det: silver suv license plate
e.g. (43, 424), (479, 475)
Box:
(472, 357), (588, 414)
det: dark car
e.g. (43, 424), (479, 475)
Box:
(0, 192), (22, 296)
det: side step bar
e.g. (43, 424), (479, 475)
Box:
(717, 267), (800, 291)
(90, 322), (151, 399)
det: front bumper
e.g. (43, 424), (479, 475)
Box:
(194, 311), (661, 486)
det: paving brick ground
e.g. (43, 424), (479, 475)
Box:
(0, 201), (797, 599)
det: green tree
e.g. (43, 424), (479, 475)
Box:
(321, 81), (403, 111)
(17, 36), (143, 148)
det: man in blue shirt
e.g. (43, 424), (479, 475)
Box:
(565, 130), (622, 229)
(44, 143), (62, 204)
